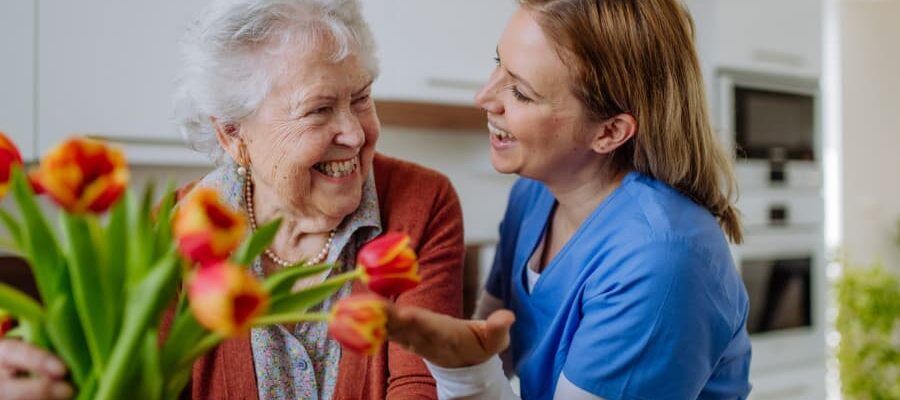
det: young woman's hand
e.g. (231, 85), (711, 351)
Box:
(386, 305), (515, 368)
(0, 340), (73, 400)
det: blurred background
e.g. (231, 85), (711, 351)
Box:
(1, 1), (898, 399)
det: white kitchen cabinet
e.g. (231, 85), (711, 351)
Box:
(714, 0), (822, 78)
(37, 0), (210, 165)
(361, 0), (517, 105)
(0, 1), (36, 160)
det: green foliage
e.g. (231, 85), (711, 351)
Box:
(835, 264), (900, 399)
(0, 166), (358, 399)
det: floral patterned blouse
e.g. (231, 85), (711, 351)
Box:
(196, 162), (381, 400)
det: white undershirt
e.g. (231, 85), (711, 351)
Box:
(425, 356), (603, 400)
(425, 234), (604, 400)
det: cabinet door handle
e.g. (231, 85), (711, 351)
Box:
(768, 205), (789, 226)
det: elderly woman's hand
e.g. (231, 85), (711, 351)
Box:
(386, 305), (515, 369)
(0, 340), (73, 400)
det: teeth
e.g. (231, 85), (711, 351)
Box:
(314, 156), (359, 178)
(488, 122), (516, 141)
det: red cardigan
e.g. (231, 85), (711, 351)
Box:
(172, 153), (465, 399)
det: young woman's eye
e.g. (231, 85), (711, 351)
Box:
(493, 56), (501, 65)
(510, 86), (533, 103)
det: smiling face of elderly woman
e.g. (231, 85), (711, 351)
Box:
(216, 37), (379, 225)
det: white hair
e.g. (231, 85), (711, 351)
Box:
(173, 0), (379, 163)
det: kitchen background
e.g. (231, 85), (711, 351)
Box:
(1, 1), (898, 399)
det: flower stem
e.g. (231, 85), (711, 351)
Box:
(253, 312), (330, 326)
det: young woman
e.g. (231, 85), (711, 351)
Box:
(387, 1), (752, 399)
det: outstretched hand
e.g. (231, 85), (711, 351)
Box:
(386, 305), (515, 369)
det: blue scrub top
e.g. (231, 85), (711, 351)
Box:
(486, 172), (752, 400)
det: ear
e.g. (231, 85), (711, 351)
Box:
(211, 116), (246, 164)
(588, 113), (637, 155)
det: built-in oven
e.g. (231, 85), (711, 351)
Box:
(717, 71), (826, 381)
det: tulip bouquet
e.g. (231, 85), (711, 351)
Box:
(0, 132), (421, 399)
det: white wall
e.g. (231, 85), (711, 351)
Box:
(839, 0), (900, 270)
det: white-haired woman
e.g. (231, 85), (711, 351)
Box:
(0, 1), (463, 399)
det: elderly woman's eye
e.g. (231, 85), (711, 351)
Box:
(308, 106), (331, 116)
(352, 95), (371, 105)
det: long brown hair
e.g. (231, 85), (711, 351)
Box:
(519, 0), (743, 243)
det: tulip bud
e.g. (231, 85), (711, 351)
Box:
(187, 262), (268, 337)
(357, 232), (421, 297)
(173, 188), (246, 267)
(327, 294), (388, 355)
(0, 131), (24, 199)
(0, 310), (15, 337)
(34, 137), (128, 214)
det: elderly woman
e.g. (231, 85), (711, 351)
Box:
(0, 0), (463, 399)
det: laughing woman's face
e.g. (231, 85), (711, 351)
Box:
(239, 42), (379, 222)
(475, 7), (601, 187)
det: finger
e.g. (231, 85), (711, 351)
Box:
(473, 309), (515, 354)
(0, 341), (67, 378)
(0, 376), (73, 400)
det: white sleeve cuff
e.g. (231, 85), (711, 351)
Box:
(425, 355), (518, 400)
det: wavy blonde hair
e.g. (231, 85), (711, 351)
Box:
(519, 0), (743, 243)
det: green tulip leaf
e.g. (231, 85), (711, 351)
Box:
(232, 218), (282, 266)
(263, 262), (334, 295)
(10, 168), (63, 304)
(45, 294), (91, 385)
(0, 282), (44, 323)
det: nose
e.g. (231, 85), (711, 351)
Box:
(475, 69), (504, 115)
(333, 111), (365, 149)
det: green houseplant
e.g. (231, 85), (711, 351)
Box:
(834, 224), (900, 399)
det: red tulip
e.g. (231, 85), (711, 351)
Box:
(0, 131), (24, 199)
(0, 310), (14, 337)
(34, 137), (128, 214)
(187, 262), (268, 337)
(357, 233), (420, 297)
(173, 188), (246, 266)
(328, 294), (388, 355)
(27, 169), (46, 195)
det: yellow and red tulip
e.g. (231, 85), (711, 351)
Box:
(33, 137), (128, 214)
(357, 232), (420, 297)
(187, 262), (268, 337)
(0, 131), (24, 199)
(0, 310), (14, 337)
(327, 294), (388, 355)
(173, 188), (246, 266)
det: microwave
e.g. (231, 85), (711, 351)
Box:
(717, 71), (820, 185)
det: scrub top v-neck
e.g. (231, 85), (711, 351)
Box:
(485, 172), (752, 400)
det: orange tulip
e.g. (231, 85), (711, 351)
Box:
(0, 310), (14, 337)
(0, 131), (24, 199)
(328, 294), (388, 355)
(173, 188), (246, 267)
(357, 233), (420, 297)
(187, 262), (268, 337)
(34, 137), (128, 214)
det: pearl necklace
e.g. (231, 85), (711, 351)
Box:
(243, 172), (335, 268)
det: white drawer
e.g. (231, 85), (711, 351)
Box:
(736, 160), (821, 190)
(736, 192), (823, 229)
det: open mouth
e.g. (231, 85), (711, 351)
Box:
(313, 156), (359, 178)
(488, 121), (517, 143)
